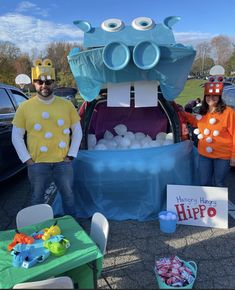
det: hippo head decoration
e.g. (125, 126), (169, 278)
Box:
(68, 16), (196, 106)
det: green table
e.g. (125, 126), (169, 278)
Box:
(0, 215), (103, 289)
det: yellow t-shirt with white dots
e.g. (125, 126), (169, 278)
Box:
(13, 96), (80, 163)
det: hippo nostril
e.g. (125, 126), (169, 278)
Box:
(102, 42), (130, 71)
(133, 41), (160, 70)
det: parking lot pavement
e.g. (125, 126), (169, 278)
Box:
(1, 168), (235, 289)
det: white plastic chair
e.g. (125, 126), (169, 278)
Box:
(13, 276), (74, 289)
(90, 212), (112, 288)
(16, 204), (54, 229)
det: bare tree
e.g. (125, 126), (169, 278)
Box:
(211, 35), (233, 66)
(195, 42), (212, 76)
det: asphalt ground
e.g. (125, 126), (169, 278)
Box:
(0, 167), (235, 289)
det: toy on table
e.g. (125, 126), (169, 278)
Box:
(42, 221), (61, 240)
(8, 229), (34, 251)
(11, 243), (50, 268)
(44, 235), (70, 256)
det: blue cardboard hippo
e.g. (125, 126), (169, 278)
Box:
(68, 16), (196, 102)
(61, 17), (198, 221)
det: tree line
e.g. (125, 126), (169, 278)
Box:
(0, 35), (235, 88)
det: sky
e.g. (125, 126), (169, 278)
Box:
(0, 0), (235, 55)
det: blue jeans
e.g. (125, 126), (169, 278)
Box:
(198, 155), (230, 187)
(28, 161), (76, 217)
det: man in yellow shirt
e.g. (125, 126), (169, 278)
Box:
(12, 59), (82, 217)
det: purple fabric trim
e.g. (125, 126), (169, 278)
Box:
(89, 101), (168, 140)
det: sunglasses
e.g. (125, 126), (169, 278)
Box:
(35, 80), (54, 86)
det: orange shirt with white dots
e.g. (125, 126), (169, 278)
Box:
(181, 106), (235, 160)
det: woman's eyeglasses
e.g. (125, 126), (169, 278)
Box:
(35, 80), (54, 86)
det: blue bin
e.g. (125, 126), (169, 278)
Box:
(158, 211), (177, 234)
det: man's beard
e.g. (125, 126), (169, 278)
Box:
(36, 87), (53, 98)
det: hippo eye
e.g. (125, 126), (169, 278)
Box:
(101, 18), (124, 32)
(132, 17), (155, 31)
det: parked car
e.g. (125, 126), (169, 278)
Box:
(53, 87), (79, 108)
(222, 85), (235, 110)
(0, 83), (28, 182)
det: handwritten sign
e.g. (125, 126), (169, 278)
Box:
(167, 184), (228, 229)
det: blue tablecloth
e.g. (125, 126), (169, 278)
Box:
(53, 140), (200, 221)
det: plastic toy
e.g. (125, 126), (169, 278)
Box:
(44, 235), (70, 256)
(8, 230), (34, 251)
(11, 243), (50, 268)
(42, 221), (61, 240)
(31, 230), (44, 240)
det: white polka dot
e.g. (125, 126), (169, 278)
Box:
(63, 128), (70, 135)
(206, 146), (213, 153)
(57, 119), (64, 126)
(198, 134), (203, 140)
(42, 112), (50, 119)
(204, 128), (210, 135)
(44, 132), (53, 139)
(206, 137), (212, 143)
(193, 128), (200, 135)
(40, 146), (48, 152)
(209, 118), (216, 125)
(34, 123), (42, 131)
(196, 114), (202, 120)
(58, 141), (66, 148)
(213, 130), (220, 137)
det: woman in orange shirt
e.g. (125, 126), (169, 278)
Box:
(180, 81), (235, 187)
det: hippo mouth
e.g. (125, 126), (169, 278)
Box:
(68, 44), (196, 104)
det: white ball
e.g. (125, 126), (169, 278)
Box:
(113, 124), (127, 136)
(156, 132), (167, 141)
(94, 143), (107, 150)
(129, 141), (141, 149)
(135, 132), (146, 141)
(124, 131), (135, 141)
(206, 137), (212, 143)
(63, 128), (70, 135)
(42, 112), (50, 119)
(58, 141), (67, 148)
(166, 132), (173, 140)
(209, 118), (216, 125)
(105, 140), (117, 149)
(197, 134), (203, 140)
(40, 146), (48, 152)
(104, 130), (114, 140)
(113, 135), (123, 145)
(193, 128), (200, 135)
(163, 139), (174, 146)
(206, 146), (213, 153)
(44, 132), (53, 139)
(57, 119), (64, 126)
(98, 138), (107, 145)
(119, 136), (131, 148)
(213, 130), (220, 137)
(88, 134), (97, 149)
(34, 123), (42, 131)
(204, 128), (210, 135)
(196, 114), (202, 120)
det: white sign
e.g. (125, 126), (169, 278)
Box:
(167, 184), (228, 229)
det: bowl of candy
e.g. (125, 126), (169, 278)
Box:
(154, 256), (197, 289)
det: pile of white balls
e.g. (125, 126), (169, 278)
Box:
(159, 211), (177, 221)
(88, 124), (174, 150)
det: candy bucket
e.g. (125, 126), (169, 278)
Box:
(158, 211), (177, 234)
(155, 256), (197, 289)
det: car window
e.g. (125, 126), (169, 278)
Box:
(10, 90), (28, 107)
(0, 88), (15, 114)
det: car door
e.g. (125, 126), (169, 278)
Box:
(0, 88), (17, 180)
